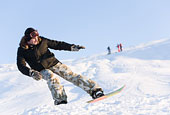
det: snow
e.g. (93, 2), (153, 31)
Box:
(0, 39), (170, 115)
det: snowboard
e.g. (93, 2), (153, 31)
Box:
(87, 85), (126, 103)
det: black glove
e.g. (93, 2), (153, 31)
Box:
(71, 45), (85, 51)
(29, 69), (42, 81)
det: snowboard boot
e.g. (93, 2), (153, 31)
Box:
(54, 100), (67, 105)
(91, 88), (104, 99)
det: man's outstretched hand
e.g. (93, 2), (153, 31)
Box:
(71, 45), (85, 51)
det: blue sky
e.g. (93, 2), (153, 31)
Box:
(1, 0), (170, 64)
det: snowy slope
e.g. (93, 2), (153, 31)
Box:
(0, 39), (170, 115)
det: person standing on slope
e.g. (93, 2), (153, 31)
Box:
(117, 44), (120, 52)
(120, 43), (123, 52)
(107, 46), (111, 55)
(17, 27), (104, 105)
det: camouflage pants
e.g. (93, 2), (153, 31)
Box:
(40, 62), (101, 102)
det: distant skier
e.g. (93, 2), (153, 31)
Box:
(107, 46), (111, 55)
(117, 44), (120, 52)
(120, 43), (123, 52)
(17, 27), (104, 105)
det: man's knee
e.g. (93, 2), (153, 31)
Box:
(51, 63), (73, 77)
(40, 69), (54, 80)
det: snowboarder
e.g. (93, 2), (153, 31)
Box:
(17, 27), (104, 105)
(107, 46), (111, 55)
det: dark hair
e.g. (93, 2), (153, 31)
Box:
(24, 27), (35, 41)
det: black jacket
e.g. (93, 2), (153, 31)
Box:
(17, 36), (73, 76)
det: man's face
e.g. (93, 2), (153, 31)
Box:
(27, 36), (39, 45)
(27, 30), (39, 45)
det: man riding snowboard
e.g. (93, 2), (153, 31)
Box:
(17, 27), (104, 105)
